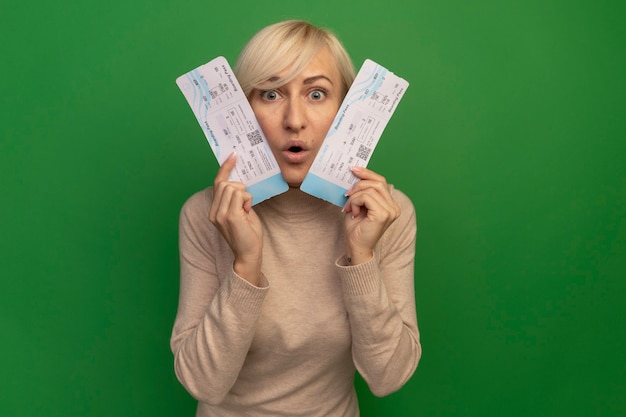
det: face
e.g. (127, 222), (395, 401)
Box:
(249, 47), (343, 187)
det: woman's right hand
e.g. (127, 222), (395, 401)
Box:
(208, 152), (263, 285)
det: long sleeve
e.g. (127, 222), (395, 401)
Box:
(336, 188), (421, 397)
(170, 189), (269, 404)
(170, 186), (419, 415)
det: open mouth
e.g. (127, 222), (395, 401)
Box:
(282, 144), (309, 164)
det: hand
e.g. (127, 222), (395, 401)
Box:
(208, 152), (263, 285)
(342, 166), (400, 265)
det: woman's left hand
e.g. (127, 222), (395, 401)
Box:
(342, 166), (401, 265)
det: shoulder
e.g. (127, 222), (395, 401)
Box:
(179, 186), (215, 227)
(386, 184), (417, 241)
(181, 186), (214, 212)
(376, 184), (417, 262)
(389, 185), (416, 221)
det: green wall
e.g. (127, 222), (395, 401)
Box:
(2, 0), (625, 416)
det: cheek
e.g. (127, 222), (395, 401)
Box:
(254, 110), (279, 139)
(318, 107), (340, 130)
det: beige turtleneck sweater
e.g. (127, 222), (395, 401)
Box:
(171, 186), (421, 416)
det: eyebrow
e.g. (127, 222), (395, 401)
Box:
(303, 75), (334, 85)
(267, 75), (334, 85)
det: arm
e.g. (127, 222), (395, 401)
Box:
(170, 154), (268, 403)
(340, 169), (421, 396)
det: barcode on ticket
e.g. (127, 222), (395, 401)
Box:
(356, 144), (372, 160)
(247, 129), (263, 146)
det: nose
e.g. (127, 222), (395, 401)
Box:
(283, 98), (306, 132)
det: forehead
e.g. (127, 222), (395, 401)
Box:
(303, 47), (339, 75)
(279, 46), (341, 85)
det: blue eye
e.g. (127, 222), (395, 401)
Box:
(309, 90), (326, 101)
(261, 90), (280, 101)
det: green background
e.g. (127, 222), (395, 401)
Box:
(2, 0), (625, 415)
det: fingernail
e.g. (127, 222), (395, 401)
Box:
(351, 166), (361, 173)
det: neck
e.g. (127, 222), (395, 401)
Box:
(261, 187), (335, 218)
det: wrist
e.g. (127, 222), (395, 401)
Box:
(345, 249), (373, 266)
(233, 256), (262, 286)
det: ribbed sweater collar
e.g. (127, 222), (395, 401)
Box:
(260, 187), (338, 221)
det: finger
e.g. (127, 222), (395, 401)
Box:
(214, 151), (238, 185)
(214, 182), (237, 223)
(348, 189), (385, 218)
(209, 180), (232, 224)
(214, 182), (250, 223)
(348, 187), (400, 221)
(343, 178), (385, 216)
(242, 196), (253, 213)
(345, 167), (389, 196)
(209, 180), (247, 223)
(228, 186), (254, 218)
(221, 181), (253, 215)
(347, 179), (389, 197)
(346, 180), (395, 218)
(350, 166), (386, 182)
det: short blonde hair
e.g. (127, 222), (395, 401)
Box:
(234, 20), (355, 97)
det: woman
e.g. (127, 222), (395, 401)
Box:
(171, 20), (421, 416)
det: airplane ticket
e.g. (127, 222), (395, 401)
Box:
(176, 56), (288, 204)
(300, 59), (409, 206)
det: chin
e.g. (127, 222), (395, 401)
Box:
(285, 178), (305, 188)
(280, 168), (309, 188)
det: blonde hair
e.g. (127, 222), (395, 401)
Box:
(234, 20), (355, 97)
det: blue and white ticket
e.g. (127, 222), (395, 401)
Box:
(176, 56), (288, 204)
(300, 59), (409, 206)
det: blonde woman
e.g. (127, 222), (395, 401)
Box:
(171, 20), (421, 416)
